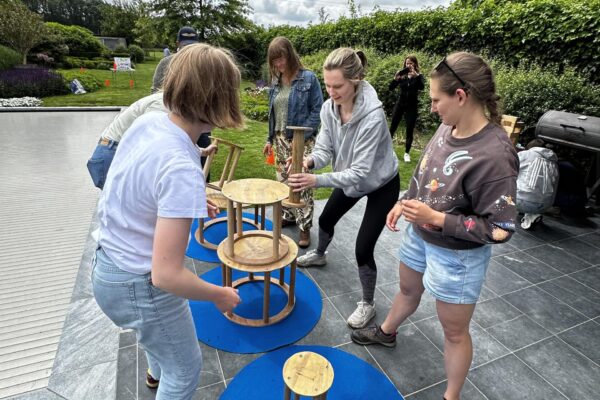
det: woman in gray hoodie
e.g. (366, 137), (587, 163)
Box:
(288, 48), (400, 329)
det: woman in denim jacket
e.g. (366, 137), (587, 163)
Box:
(262, 36), (323, 247)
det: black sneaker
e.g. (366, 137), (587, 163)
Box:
(351, 324), (396, 347)
(146, 369), (159, 389)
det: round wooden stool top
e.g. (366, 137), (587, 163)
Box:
(221, 178), (288, 205)
(283, 351), (334, 397)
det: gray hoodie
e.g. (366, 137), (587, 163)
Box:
(311, 81), (399, 198)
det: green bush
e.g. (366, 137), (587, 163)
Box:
(59, 70), (103, 92)
(63, 56), (111, 70)
(241, 87), (269, 122)
(114, 44), (128, 54)
(0, 45), (21, 70)
(128, 45), (145, 63)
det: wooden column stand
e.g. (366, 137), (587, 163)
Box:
(283, 351), (334, 400)
(283, 126), (312, 209)
(217, 179), (299, 327)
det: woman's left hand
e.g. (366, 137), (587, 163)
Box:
(207, 198), (219, 219)
(288, 172), (316, 192)
(401, 199), (444, 227)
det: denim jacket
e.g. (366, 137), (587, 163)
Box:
(267, 69), (324, 143)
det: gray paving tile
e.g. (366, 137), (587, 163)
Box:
(486, 315), (551, 351)
(51, 297), (120, 374)
(298, 298), (350, 347)
(336, 342), (383, 373)
(526, 243), (591, 274)
(362, 323), (446, 395)
(216, 351), (260, 381)
(48, 361), (117, 400)
(477, 285), (498, 302)
(468, 354), (567, 400)
(197, 342), (225, 388)
(5, 389), (66, 400)
(119, 330), (137, 349)
(414, 317), (509, 368)
(522, 218), (572, 242)
(538, 276), (600, 318)
(405, 379), (485, 400)
(577, 231), (600, 248)
(506, 230), (545, 250)
(483, 259), (531, 296)
(557, 237), (600, 264)
(502, 286), (588, 334)
(116, 344), (137, 400)
(491, 241), (518, 257)
(570, 266), (600, 292)
(329, 289), (393, 329)
(517, 337), (600, 399)
(374, 250), (401, 285)
(494, 252), (563, 284)
(303, 257), (362, 296)
(558, 320), (600, 364)
(472, 297), (523, 329)
(192, 383), (225, 400)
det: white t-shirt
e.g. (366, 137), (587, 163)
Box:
(98, 112), (207, 274)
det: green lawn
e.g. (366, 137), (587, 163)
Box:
(42, 60), (422, 199)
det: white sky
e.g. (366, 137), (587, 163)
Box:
(248, 0), (453, 27)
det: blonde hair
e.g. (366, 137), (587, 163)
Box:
(323, 48), (367, 82)
(267, 36), (303, 82)
(430, 51), (501, 125)
(163, 43), (243, 129)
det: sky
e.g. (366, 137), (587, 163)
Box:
(248, 0), (453, 27)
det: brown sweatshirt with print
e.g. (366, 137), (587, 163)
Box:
(401, 123), (519, 249)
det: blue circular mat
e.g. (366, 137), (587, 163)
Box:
(222, 345), (403, 399)
(189, 266), (322, 353)
(185, 211), (273, 263)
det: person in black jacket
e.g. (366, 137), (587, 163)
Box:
(388, 55), (425, 163)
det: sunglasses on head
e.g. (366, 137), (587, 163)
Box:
(435, 56), (469, 91)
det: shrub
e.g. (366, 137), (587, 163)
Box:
(0, 45), (21, 71)
(41, 22), (108, 59)
(0, 67), (69, 98)
(114, 44), (127, 54)
(241, 85), (269, 122)
(63, 56), (111, 70)
(59, 70), (103, 92)
(128, 44), (145, 63)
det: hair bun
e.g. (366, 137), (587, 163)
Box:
(355, 50), (368, 68)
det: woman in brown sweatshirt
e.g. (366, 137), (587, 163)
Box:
(352, 52), (519, 400)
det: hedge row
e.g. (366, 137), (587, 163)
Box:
(235, 0), (599, 83)
(59, 70), (103, 92)
(299, 49), (600, 132)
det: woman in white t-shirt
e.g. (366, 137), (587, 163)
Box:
(92, 44), (243, 399)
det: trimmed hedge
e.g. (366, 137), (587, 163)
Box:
(241, 86), (269, 122)
(63, 56), (112, 70)
(59, 70), (103, 92)
(128, 45), (145, 63)
(299, 48), (600, 133)
(0, 45), (21, 71)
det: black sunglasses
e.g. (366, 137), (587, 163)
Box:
(435, 56), (469, 91)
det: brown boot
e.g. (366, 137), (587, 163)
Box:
(298, 229), (311, 248)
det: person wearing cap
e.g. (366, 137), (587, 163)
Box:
(151, 26), (212, 172)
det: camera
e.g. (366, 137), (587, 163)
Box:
(396, 67), (410, 76)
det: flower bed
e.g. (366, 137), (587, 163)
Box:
(0, 97), (43, 107)
(0, 67), (69, 98)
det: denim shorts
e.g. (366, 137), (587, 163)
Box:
(92, 248), (202, 399)
(398, 224), (491, 304)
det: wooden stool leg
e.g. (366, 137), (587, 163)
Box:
(288, 260), (297, 307)
(221, 264), (226, 286)
(279, 267), (285, 285)
(263, 271), (271, 323)
(254, 205), (259, 224)
(283, 386), (291, 400)
(260, 205), (266, 229)
(249, 272), (254, 281)
(198, 218), (205, 244)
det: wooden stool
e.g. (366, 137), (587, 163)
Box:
(195, 137), (264, 250)
(283, 351), (334, 400)
(217, 178), (299, 326)
(282, 126), (312, 209)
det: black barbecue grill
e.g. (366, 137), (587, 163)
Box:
(536, 110), (600, 200)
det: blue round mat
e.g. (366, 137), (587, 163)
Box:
(189, 266), (322, 353)
(222, 345), (403, 399)
(185, 211), (273, 263)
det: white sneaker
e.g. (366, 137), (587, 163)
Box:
(521, 213), (542, 230)
(297, 249), (327, 267)
(347, 301), (376, 329)
(403, 153), (411, 163)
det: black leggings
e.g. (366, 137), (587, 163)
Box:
(318, 174), (400, 269)
(389, 101), (418, 153)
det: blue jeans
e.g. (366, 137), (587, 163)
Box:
(398, 224), (492, 304)
(87, 141), (117, 189)
(92, 248), (202, 399)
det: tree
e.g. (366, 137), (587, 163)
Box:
(22, 0), (104, 34)
(318, 7), (330, 24)
(347, 0), (361, 19)
(99, 0), (140, 44)
(0, 0), (47, 64)
(151, 0), (253, 43)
